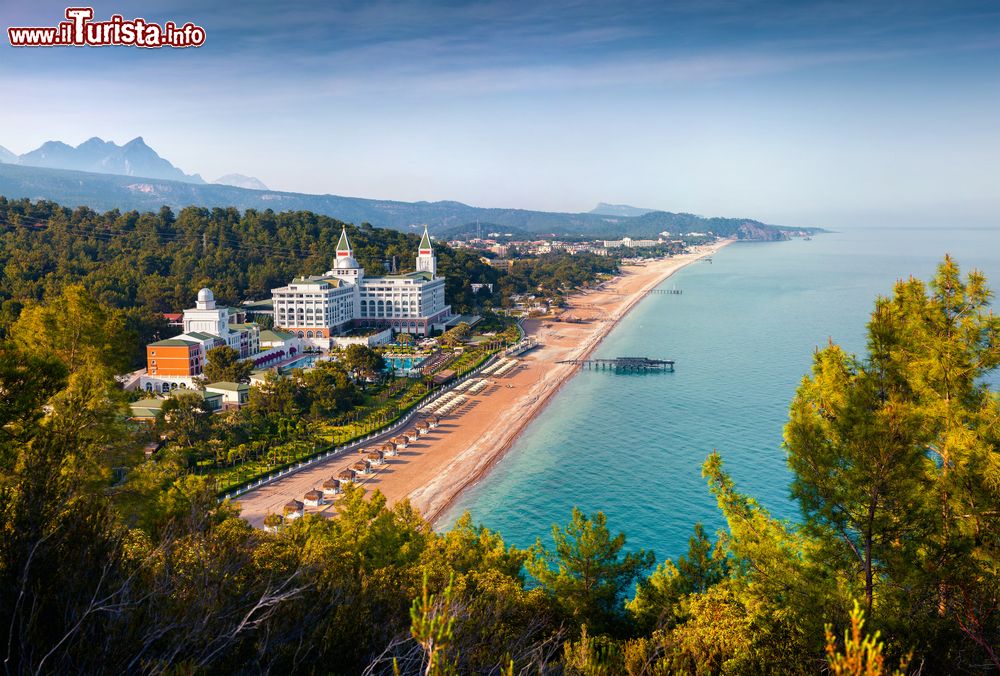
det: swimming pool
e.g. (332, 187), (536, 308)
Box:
(278, 355), (319, 374)
(386, 355), (427, 371)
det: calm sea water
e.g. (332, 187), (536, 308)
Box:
(441, 226), (1000, 561)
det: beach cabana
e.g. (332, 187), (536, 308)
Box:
(406, 428), (421, 440)
(338, 469), (356, 483)
(283, 500), (304, 520)
(415, 421), (430, 435)
(366, 451), (385, 466)
(322, 478), (341, 496)
(303, 490), (324, 507)
(392, 435), (409, 449)
(352, 460), (370, 475)
(428, 415), (441, 429)
(381, 441), (398, 456)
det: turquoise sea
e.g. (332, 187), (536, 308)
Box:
(441, 226), (1000, 561)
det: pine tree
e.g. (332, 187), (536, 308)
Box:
(527, 508), (653, 635)
(785, 257), (1000, 668)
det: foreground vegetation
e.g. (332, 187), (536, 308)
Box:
(1, 257), (998, 674)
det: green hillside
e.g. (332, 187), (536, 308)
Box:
(0, 163), (820, 240)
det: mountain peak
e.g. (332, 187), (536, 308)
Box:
(78, 137), (113, 151)
(13, 136), (203, 183)
(213, 173), (269, 190)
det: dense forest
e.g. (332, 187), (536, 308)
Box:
(1, 255), (997, 673)
(0, 198), (617, 365)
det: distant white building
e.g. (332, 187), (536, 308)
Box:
(271, 226), (453, 347)
(603, 237), (662, 249)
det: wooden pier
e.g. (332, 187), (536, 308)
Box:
(612, 288), (682, 297)
(557, 356), (675, 372)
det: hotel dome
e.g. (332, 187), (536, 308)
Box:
(196, 287), (216, 309)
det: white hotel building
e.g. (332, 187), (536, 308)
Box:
(270, 226), (453, 347)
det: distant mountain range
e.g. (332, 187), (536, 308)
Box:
(0, 137), (822, 241)
(0, 137), (266, 191)
(3, 137), (205, 183)
(589, 202), (657, 217)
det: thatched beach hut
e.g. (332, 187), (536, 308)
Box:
(366, 450), (385, 466)
(415, 421), (430, 435)
(303, 490), (324, 507)
(338, 469), (356, 483)
(406, 428), (421, 440)
(352, 460), (370, 475)
(428, 415), (441, 429)
(283, 500), (304, 520)
(322, 478), (341, 496)
(392, 435), (409, 449)
(381, 441), (398, 457)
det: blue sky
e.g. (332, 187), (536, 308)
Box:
(1, 0), (999, 227)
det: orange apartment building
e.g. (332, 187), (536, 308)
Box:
(146, 339), (205, 378)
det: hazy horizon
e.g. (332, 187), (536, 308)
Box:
(2, 0), (999, 229)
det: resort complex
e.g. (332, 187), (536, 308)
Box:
(140, 226), (454, 392)
(270, 225), (453, 348)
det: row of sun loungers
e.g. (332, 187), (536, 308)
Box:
(422, 390), (460, 413)
(493, 359), (520, 376)
(436, 394), (468, 416)
(480, 358), (520, 377)
(468, 379), (490, 395)
(451, 378), (475, 392)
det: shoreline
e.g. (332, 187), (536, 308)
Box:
(235, 239), (730, 529)
(420, 239), (731, 526)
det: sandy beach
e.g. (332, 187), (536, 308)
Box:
(236, 240), (730, 528)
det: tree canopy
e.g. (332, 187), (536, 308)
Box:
(203, 344), (253, 383)
(341, 344), (386, 383)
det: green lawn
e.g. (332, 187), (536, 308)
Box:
(202, 341), (505, 495)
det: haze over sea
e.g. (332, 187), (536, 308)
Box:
(441, 225), (1000, 561)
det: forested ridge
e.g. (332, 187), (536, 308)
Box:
(0, 196), (997, 672)
(0, 162), (813, 240)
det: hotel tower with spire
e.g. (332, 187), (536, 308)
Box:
(269, 225), (452, 346)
